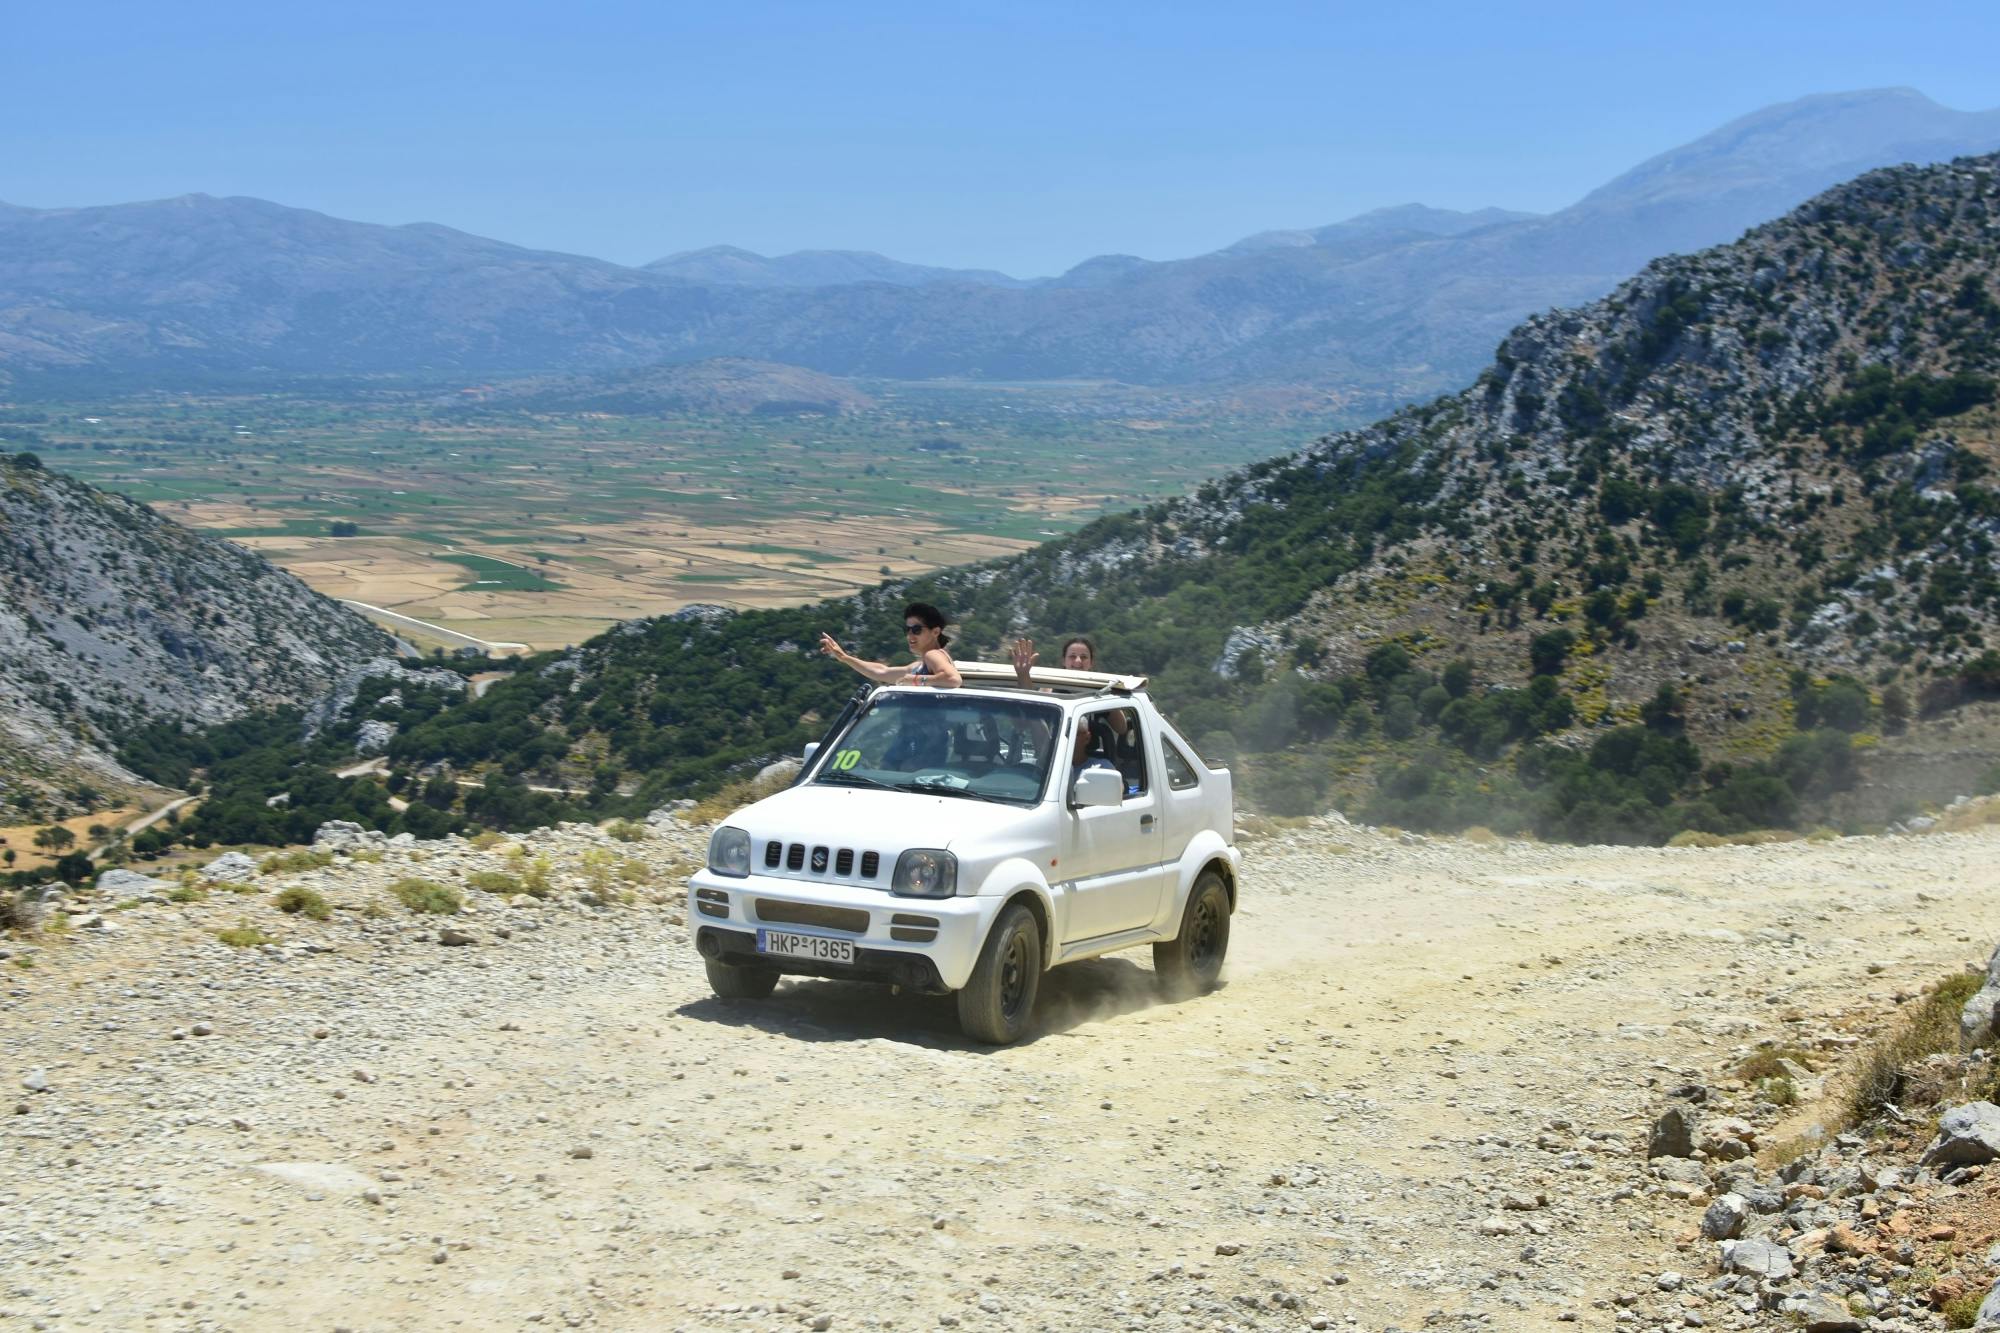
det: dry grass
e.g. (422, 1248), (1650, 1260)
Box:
(1666, 830), (1725, 848)
(465, 871), (522, 895)
(688, 769), (798, 825)
(1737, 1046), (1817, 1081)
(1838, 969), (1985, 1128)
(215, 923), (275, 948)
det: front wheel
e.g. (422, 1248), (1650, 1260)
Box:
(1153, 870), (1230, 1000)
(705, 956), (779, 999)
(957, 902), (1042, 1045)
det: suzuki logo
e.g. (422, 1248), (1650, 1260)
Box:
(811, 847), (829, 872)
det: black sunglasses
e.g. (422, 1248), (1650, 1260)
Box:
(904, 623), (927, 634)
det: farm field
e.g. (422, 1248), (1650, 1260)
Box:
(15, 381), (1315, 648)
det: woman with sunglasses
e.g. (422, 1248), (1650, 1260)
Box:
(819, 601), (962, 688)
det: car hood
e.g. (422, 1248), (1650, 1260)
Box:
(733, 782), (1035, 851)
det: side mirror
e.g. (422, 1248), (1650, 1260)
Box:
(802, 742), (821, 763)
(1069, 767), (1123, 808)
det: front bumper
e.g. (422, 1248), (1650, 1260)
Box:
(686, 870), (998, 990)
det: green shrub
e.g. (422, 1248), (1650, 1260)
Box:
(167, 885), (207, 903)
(603, 819), (649, 843)
(274, 886), (332, 920)
(260, 849), (334, 875)
(465, 871), (522, 895)
(390, 878), (461, 915)
(215, 923), (275, 948)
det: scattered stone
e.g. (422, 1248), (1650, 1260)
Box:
(1213, 1242), (1241, 1256)
(437, 928), (477, 947)
(247, 1161), (377, 1196)
(1648, 1105), (1696, 1159)
(570, 1146), (594, 1160)
(191, 1022), (213, 1037)
(1788, 1292), (1863, 1332)
(21, 1068), (49, 1093)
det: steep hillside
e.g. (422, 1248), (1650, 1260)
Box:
(0, 453), (396, 816)
(238, 151), (2000, 850)
(5, 90), (1996, 403)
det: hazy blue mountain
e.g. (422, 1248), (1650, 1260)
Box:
(1225, 203), (1542, 253)
(3, 89), (1997, 399)
(646, 244), (1033, 289)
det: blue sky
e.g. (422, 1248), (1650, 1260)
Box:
(7, 1), (1995, 275)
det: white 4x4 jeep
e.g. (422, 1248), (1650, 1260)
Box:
(687, 662), (1239, 1043)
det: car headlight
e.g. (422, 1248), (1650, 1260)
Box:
(707, 826), (751, 878)
(891, 848), (957, 898)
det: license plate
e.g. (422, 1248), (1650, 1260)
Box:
(757, 929), (855, 964)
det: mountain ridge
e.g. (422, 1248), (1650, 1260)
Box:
(5, 89), (1998, 398)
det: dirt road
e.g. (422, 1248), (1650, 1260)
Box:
(3, 819), (1997, 1331)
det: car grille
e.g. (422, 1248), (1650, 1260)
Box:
(754, 899), (870, 934)
(760, 840), (882, 883)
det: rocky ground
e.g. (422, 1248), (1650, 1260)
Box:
(4, 814), (2000, 1332)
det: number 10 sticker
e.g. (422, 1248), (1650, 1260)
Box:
(831, 749), (861, 771)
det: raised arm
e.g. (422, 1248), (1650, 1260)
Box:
(819, 632), (909, 684)
(1010, 637), (1037, 687)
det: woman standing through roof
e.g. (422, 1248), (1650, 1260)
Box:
(819, 601), (963, 688)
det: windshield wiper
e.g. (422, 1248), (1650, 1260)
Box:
(815, 771), (897, 792)
(889, 780), (1020, 805)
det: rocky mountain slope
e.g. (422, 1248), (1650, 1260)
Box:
(265, 150), (2000, 847)
(4, 90), (1995, 403)
(0, 452), (396, 815)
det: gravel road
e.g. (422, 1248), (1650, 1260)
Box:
(4, 818), (1998, 1332)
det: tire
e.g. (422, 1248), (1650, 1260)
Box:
(1154, 870), (1230, 1000)
(956, 902), (1042, 1045)
(705, 956), (779, 999)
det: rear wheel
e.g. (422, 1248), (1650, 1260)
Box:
(1154, 870), (1230, 999)
(705, 956), (779, 999)
(957, 902), (1042, 1045)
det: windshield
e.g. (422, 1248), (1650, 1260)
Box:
(813, 691), (1063, 806)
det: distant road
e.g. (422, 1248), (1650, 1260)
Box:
(89, 795), (202, 861)
(341, 601), (529, 656)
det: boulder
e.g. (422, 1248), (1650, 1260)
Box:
(1701, 1193), (1750, 1240)
(1962, 946), (2000, 1049)
(1978, 1279), (2000, 1328)
(1719, 1237), (1794, 1279)
(312, 821), (388, 853)
(755, 756), (803, 786)
(200, 852), (259, 884)
(95, 868), (168, 894)
(1921, 1102), (2000, 1168)
(1785, 1291), (1863, 1332)
(1698, 1117), (1756, 1161)
(1647, 1105), (1696, 1159)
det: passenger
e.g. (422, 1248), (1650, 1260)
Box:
(1010, 634), (1102, 684)
(1013, 635), (1127, 738)
(819, 602), (962, 689)
(1070, 715), (1122, 789)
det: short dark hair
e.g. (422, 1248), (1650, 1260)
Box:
(905, 601), (950, 648)
(1060, 636), (1096, 664)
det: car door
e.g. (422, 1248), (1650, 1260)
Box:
(1059, 705), (1163, 941)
